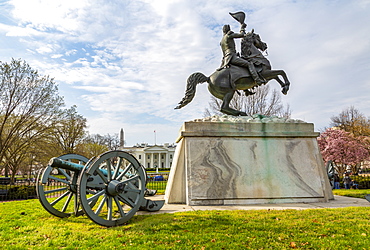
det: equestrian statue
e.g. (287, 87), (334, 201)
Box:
(175, 11), (290, 116)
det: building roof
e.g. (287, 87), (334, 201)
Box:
(121, 143), (176, 151)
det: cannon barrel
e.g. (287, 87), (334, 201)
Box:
(49, 157), (85, 172)
(49, 157), (111, 176)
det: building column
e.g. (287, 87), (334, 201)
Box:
(166, 151), (169, 168)
(158, 153), (162, 169)
(151, 153), (154, 169)
(143, 153), (146, 168)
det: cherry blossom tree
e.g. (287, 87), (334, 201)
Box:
(318, 128), (369, 176)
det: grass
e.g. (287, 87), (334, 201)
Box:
(332, 189), (370, 199)
(1, 198), (370, 249)
(146, 181), (167, 195)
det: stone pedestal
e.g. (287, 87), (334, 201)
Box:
(165, 116), (333, 206)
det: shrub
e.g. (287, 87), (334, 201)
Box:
(7, 186), (36, 199)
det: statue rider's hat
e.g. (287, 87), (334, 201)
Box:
(229, 11), (245, 25)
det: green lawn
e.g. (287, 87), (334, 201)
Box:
(146, 181), (166, 194)
(1, 197), (370, 249)
(332, 189), (370, 199)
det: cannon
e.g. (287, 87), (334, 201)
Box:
(36, 150), (164, 227)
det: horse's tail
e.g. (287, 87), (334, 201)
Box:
(175, 72), (209, 110)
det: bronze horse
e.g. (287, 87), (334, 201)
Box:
(175, 29), (290, 116)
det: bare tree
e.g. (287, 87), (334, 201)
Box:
(4, 135), (30, 183)
(104, 133), (120, 150)
(75, 142), (109, 159)
(204, 85), (291, 118)
(84, 133), (120, 151)
(51, 105), (87, 155)
(0, 59), (64, 176)
(330, 106), (370, 137)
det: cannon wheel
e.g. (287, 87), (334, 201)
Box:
(78, 150), (146, 227)
(36, 154), (89, 218)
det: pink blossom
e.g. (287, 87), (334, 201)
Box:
(318, 128), (369, 167)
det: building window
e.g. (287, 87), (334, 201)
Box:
(147, 163), (150, 168)
(148, 155), (150, 159)
(161, 162), (164, 168)
(161, 155), (164, 159)
(154, 155), (157, 159)
(170, 154), (173, 159)
(138, 155), (141, 159)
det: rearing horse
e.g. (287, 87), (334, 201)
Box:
(175, 29), (290, 116)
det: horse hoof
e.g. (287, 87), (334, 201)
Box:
(282, 87), (289, 95)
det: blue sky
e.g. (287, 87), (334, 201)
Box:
(0, 0), (369, 146)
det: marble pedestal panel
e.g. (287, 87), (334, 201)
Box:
(165, 116), (333, 206)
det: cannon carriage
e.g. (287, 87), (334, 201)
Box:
(36, 150), (164, 227)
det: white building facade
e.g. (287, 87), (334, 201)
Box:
(121, 143), (176, 169)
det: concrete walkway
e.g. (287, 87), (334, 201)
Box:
(137, 195), (370, 215)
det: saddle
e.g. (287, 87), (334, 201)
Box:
(221, 64), (263, 90)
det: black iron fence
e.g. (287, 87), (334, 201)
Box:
(0, 183), (37, 201)
(146, 173), (168, 193)
(0, 173), (169, 202)
(4, 173), (369, 202)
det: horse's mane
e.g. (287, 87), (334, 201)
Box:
(241, 33), (254, 58)
(240, 32), (271, 68)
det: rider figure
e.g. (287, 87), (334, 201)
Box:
(218, 23), (266, 87)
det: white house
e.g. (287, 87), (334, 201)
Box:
(120, 143), (176, 169)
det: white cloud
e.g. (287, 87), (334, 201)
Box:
(51, 54), (63, 59)
(65, 49), (77, 56)
(3, 24), (41, 37)
(10, 0), (89, 32)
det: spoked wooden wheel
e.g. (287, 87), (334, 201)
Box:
(78, 150), (146, 227)
(36, 154), (89, 218)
